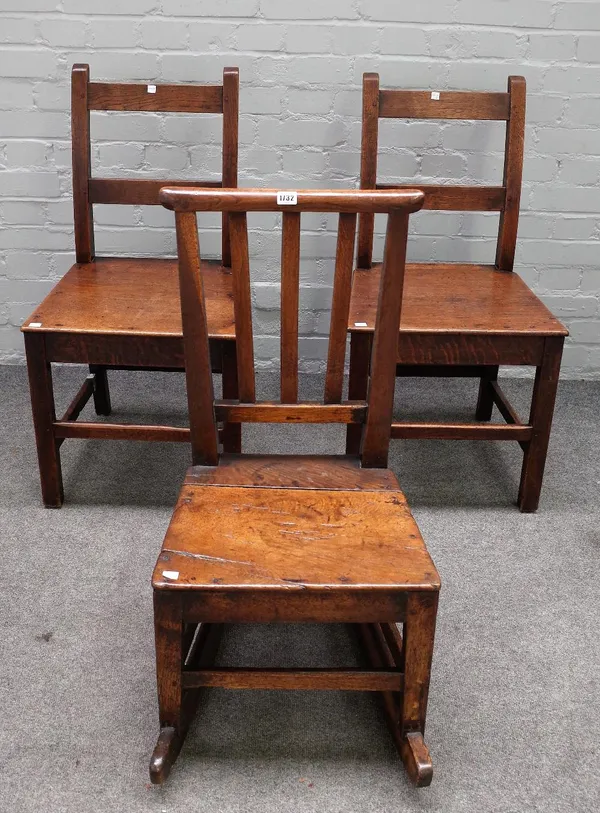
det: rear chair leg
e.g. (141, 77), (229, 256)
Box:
(150, 592), (185, 784)
(221, 342), (241, 454)
(475, 365), (499, 421)
(346, 332), (372, 455)
(24, 332), (64, 508)
(89, 365), (111, 416)
(518, 337), (564, 513)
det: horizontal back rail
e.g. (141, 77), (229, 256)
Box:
(160, 187), (425, 213)
(379, 89), (510, 120)
(88, 82), (223, 113)
(89, 178), (222, 206)
(376, 183), (505, 211)
(214, 401), (368, 424)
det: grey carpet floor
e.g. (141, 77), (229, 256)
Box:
(0, 365), (598, 813)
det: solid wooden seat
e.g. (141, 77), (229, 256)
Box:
(148, 188), (440, 788)
(349, 263), (567, 336)
(348, 74), (567, 511)
(23, 64), (240, 508)
(25, 257), (234, 339)
(154, 457), (437, 593)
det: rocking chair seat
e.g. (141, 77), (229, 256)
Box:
(152, 455), (439, 595)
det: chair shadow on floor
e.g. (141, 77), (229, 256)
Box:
(60, 422), (522, 510)
(52, 369), (532, 510)
(60, 423), (525, 512)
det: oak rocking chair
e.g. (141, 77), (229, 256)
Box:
(149, 187), (441, 786)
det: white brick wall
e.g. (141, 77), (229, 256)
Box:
(0, 0), (599, 376)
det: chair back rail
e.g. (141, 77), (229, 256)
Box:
(87, 83), (224, 113)
(160, 188), (424, 468)
(378, 89), (510, 120)
(357, 72), (526, 272)
(71, 63), (239, 265)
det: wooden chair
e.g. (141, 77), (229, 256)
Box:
(347, 74), (568, 512)
(149, 187), (441, 786)
(22, 64), (240, 508)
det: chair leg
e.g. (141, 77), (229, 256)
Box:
(518, 336), (564, 513)
(24, 332), (64, 508)
(400, 591), (439, 787)
(346, 332), (372, 455)
(475, 365), (499, 421)
(89, 365), (111, 416)
(150, 591), (185, 785)
(355, 608), (437, 788)
(221, 341), (241, 454)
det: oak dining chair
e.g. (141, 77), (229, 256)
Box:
(148, 187), (441, 787)
(22, 64), (241, 508)
(347, 73), (568, 512)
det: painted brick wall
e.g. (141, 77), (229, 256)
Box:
(1, 1), (599, 376)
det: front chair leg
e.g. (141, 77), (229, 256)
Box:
(150, 592), (185, 784)
(518, 336), (564, 513)
(400, 591), (438, 787)
(355, 617), (435, 787)
(475, 365), (499, 421)
(89, 365), (112, 416)
(24, 332), (64, 508)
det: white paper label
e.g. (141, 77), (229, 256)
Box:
(28, 322), (42, 328)
(431, 91), (440, 100)
(277, 191), (298, 206)
(147, 84), (157, 94)
(162, 570), (179, 580)
(354, 322), (368, 327)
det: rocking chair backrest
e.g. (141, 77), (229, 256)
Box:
(160, 188), (424, 468)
